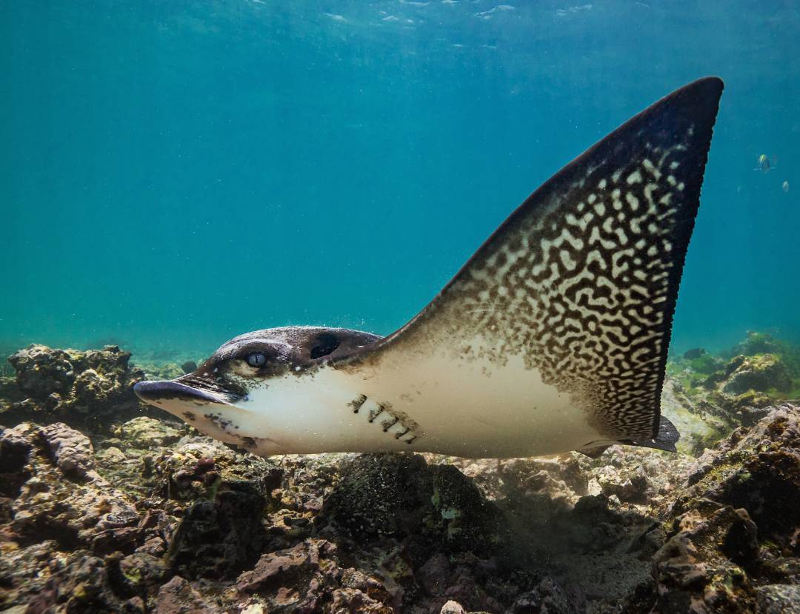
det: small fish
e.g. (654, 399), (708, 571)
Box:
(135, 78), (723, 459)
(754, 153), (777, 173)
(783, 180), (790, 193)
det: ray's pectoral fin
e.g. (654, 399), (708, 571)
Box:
(333, 77), (723, 454)
(629, 415), (680, 453)
(577, 416), (681, 458)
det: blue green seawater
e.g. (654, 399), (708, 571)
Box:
(2, 1), (799, 361)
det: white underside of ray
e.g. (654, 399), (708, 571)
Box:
(229, 335), (607, 458)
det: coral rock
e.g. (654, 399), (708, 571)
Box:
(510, 577), (572, 614)
(156, 575), (221, 613)
(168, 483), (268, 579)
(8, 345), (77, 398)
(40, 422), (96, 480)
(2, 336), (799, 614)
(112, 416), (183, 448)
(440, 600), (466, 614)
(235, 538), (394, 612)
(655, 404), (800, 612)
(3, 344), (146, 430)
(318, 453), (502, 564)
(722, 354), (791, 395)
(1, 422), (140, 555)
(755, 584), (800, 614)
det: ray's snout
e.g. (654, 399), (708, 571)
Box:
(134, 380), (223, 405)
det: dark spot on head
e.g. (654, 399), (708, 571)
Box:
(182, 411), (196, 421)
(240, 436), (256, 449)
(181, 360), (198, 374)
(310, 332), (341, 359)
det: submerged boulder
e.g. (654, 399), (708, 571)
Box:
(317, 453), (503, 563)
(663, 333), (800, 450)
(728, 331), (785, 358)
(168, 484), (269, 580)
(0, 421), (162, 611)
(2, 422), (139, 551)
(2, 344), (148, 430)
(653, 403), (800, 612)
(722, 353), (792, 395)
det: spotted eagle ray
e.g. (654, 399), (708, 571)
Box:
(135, 77), (723, 458)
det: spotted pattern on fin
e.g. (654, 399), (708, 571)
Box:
(350, 78), (723, 442)
(444, 149), (695, 435)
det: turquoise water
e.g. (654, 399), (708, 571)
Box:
(2, 1), (799, 360)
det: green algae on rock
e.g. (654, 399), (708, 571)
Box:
(722, 353), (792, 395)
(662, 332), (800, 455)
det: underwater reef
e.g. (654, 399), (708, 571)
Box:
(0, 334), (799, 613)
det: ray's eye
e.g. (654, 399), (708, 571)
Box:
(246, 352), (267, 368)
